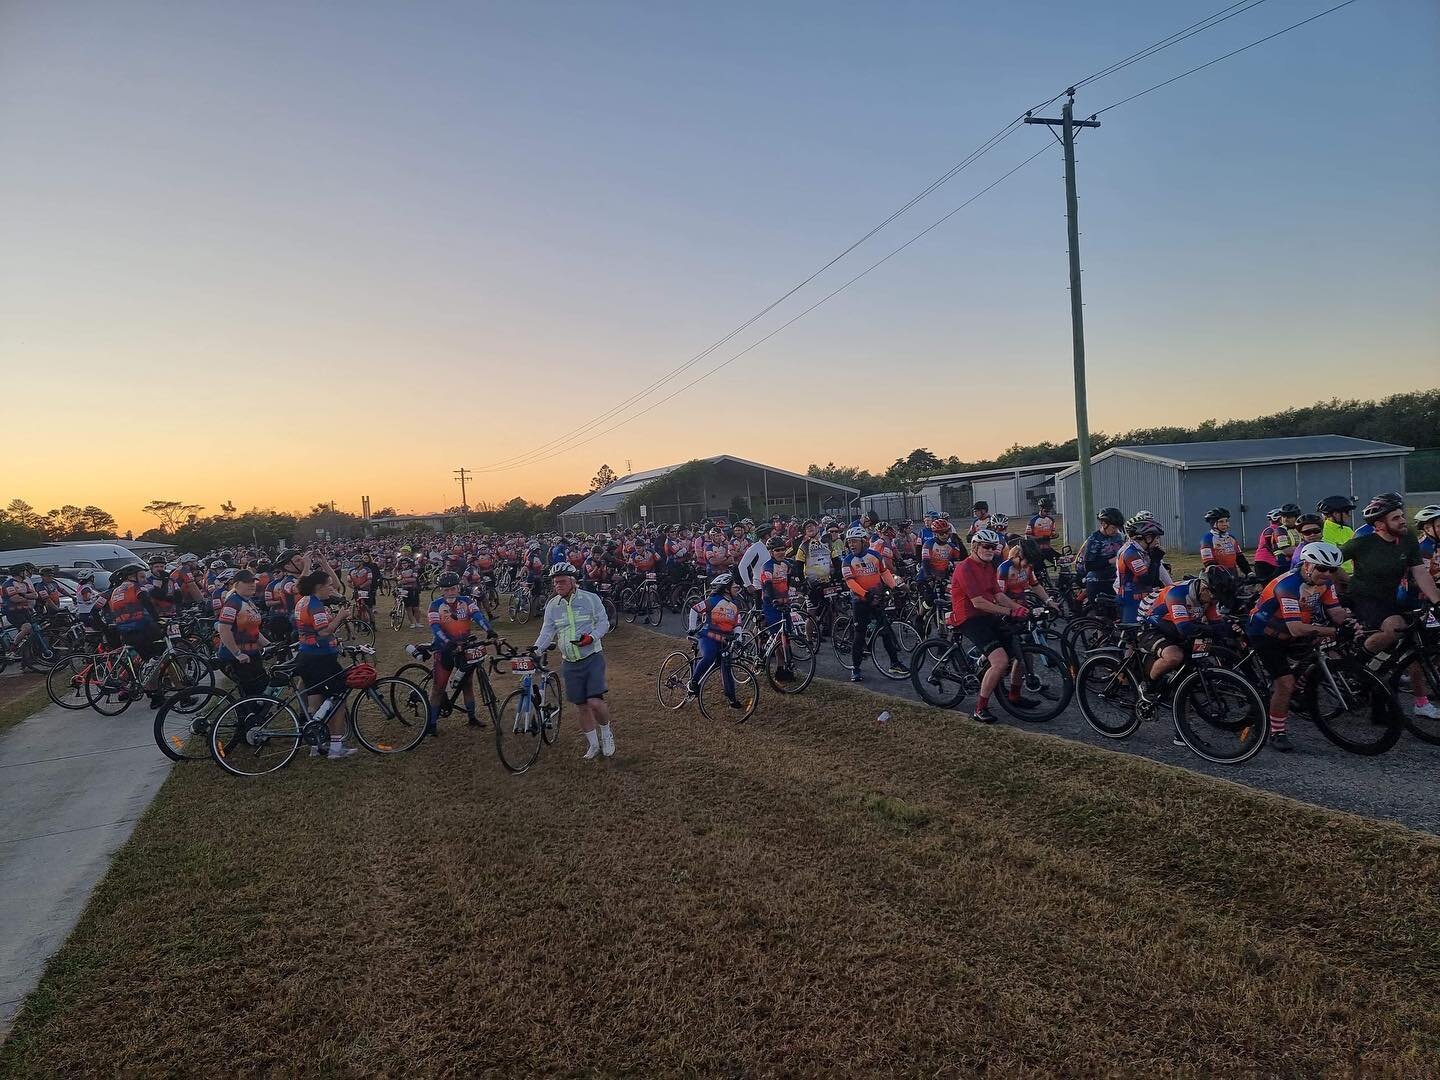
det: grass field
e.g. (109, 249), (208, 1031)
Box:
(0, 675), (46, 734)
(2, 617), (1438, 1076)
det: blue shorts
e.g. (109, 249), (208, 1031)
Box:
(561, 651), (607, 704)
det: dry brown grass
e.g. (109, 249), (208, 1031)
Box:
(2, 618), (1437, 1077)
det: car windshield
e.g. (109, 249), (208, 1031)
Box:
(99, 557), (146, 572)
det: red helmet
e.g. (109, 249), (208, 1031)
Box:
(344, 663), (378, 689)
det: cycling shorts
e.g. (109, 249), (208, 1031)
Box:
(1247, 635), (1302, 680)
(959, 614), (1007, 655)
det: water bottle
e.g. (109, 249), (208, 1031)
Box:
(876, 710), (891, 730)
(446, 667), (464, 693)
(404, 643), (421, 659)
(314, 697), (336, 723)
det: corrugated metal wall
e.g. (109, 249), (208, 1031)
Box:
(1057, 454), (1180, 548)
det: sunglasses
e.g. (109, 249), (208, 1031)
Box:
(1310, 566), (1336, 575)
(1299, 528), (1322, 537)
(974, 542), (998, 551)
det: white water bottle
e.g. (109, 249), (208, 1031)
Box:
(314, 697), (336, 723)
(446, 667), (464, 693)
(404, 643), (421, 659)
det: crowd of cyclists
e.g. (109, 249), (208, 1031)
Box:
(2, 485), (1437, 766)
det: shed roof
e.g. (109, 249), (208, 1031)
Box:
(1054, 435), (1411, 478)
(920, 460), (1077, 484)
(558, 455), (858, 518)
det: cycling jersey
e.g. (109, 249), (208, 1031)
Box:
(108, 580), (155, 632)
(703, 542), (731, 572)
(1254, 523), (1286, 568)
(920, 534), (963, 582)
(996, 558), (1037, 602)
(794, 539), (834, 584)
(1142, 583), (1224, 638)
(968, 515), (991, 538)
(293, 596), (338, 654)
(841, 549), (895, 599)
(0, 576), (37, 616)
(948, 557), (1003, 626)
(1247, 569), (1341, 638)
(265, 573), (297, 614)
(348, 567), (374, 593)
(429, 594), (490, 646)
(1113, 540), (1153, 608)
(692, 593), (740, 640)
(1025, 515), (1057, 544)
(1200, 530), (1244, 573)
(630, 550), (659, 574)
(1082, 530), (1124, 587)
(145, 572), (178, 617)
(759, 557), (791, 611)
(216, 591), (264, 657)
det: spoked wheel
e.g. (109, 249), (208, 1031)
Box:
(1393, 657), (1440, 745)
(1305, 661), (1403, 756)
(1062, 616), (1116, 671)
(85, 663), (137, 716)
(510, 594), (532, 626)
(698, 659), (759, 723)
(657, 652), (695, 710)
(210, 697), (302, 776)
(1076, 652), (1140, 739)
(1172, 667), (1268, 763)
(538, 673), (562, 745)
(155, 686), (235, 762)
(47, 653), (96, 711)
(495, 687), (544, 773)
(872, 621), (920, 680)
(155, 653), (214, 700)
(390, 608), (405, 632)
(764, 632), (815, 695)
(350, 676), (429, 753)
(621, 589), (639, 624)
(909, 638), (973, 709)
(831, 614), (855, 671)
(645, 593), (663, 628)
(993, 643), (1073, 722)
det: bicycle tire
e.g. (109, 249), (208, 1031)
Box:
(46, 653), (94, 711)
(1391, 655), (1440, 745)
(871, 620), (920, 680)
(1173, 666), (1268, 764)
(657, 652), (694, 710)
(909, 638), (971, 709)
(156, 685), (236, 762)
(1306, 660), (1403, 756)
(350, 676), (429, 753)
(993, 643), (1073, 722)
(831, 614), (854, 670)
(495, 687), (544, 773)
(1061, 615), (1115, 671)
(698, 658), (759, 723)
(210, 697), (302, 776)
(1076, 652), (1140, 738)
(85, 661), (137, 716)
(539, 672), (562, 745)
(764, 632), (815, 695)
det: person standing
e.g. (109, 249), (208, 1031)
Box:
(534, 563), (614, 760)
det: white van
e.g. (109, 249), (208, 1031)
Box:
(0, 543), (147, 574)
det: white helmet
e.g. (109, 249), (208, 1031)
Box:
(971, 528), (1003, 546)
(1297, 541), (1344, 569)
(709, 573), (734, 591)
(844, 526), (868, 542)
(990, 513), (1010, 531)
(1414, 505), (1440, 525)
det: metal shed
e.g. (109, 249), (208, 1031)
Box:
(1054, 435), (1412, 552)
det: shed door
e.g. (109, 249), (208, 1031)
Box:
(1237, 464), (1294, 548)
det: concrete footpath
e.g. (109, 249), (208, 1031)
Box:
(0, 695), (171, 1032)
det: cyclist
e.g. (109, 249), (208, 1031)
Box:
(71, 570), (100, 616)
(736, 523), (772, 597)
(1025, 500), (1059, 564)
(1246, 541), (1350, 752)
(1254, 508), (1290, 583)
(997, 539), (1061, 614)
(34, 567), (65, 613)
(1343, 493), (1440, 720)
(918, 514), (964, 597)
(425, 571), (493, 736)
(265, 551), (305, 641)
(534, 563), (613, 759)
(989, 513), (1014, 547)
(948, 528), (1028, 723)
(1136, 564), (1235, 710)
(395, 555), (422, 629)
(292, 570), (356, 759)
(1350, 492), (1404, 541)
(1115, 520), (1168, 623)
(758, 533), (796, 682)
(107, 563), (167, 706)
(1, 563), (52, 660)
(215, 569), (271, 698)
(840, 526), (907, 683)
(145, 556), (180, 619)
(1200, 508), (1250, 577)
(968, 502), (992, 538)
(172, 553), (206, 607)
(686, 572), (745, 706)
(1081, 508), (1126, 604)
(1317, 495), (1356, 550)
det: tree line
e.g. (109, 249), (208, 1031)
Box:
(807, 389), (1439, 495)
(0, 500), (120, 549)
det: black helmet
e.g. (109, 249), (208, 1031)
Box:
(112, 564), (143, 582)
(1017, 538), (1043, 566)
(1317, 495), (1355, 514)
(1097, 507), (1124, 527)
(1362, 492), (1404, 522)
(437, 571), (461, 588)
(972, 501), (988, 513)
(1203, 507), (1230, 524)
(1279, 503), (1301, 516)
(1193, 564), (1237, 609)
(765, 534), (788, 551)
(1296, 513), (1324, 529)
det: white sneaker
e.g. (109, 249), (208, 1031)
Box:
(1414, 701), (1440, 720)
(309, 744), (329, 758)
(582, 742), (602, 760)
(329, 744), (358, 760)
(599, 727), (615, 757)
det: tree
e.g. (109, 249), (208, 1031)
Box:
(728, 495), (752, 522)
(807, 463), (884, 495)
(546, 493), (586, 516)
(142, 499), (204, 533)
(591, 464), (618, 492)
(372, 507), (397, 518)
(43, 504), (118, 540)
(0, 500), (48, 549)
(220, 501), (237, 515)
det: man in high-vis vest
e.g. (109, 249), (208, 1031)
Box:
(534, 562), (614, 760)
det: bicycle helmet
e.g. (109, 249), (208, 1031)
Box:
(1295, 513), (1324, 530)
(709, 573), (734, 592)
(1123, 511), (1153, 536)
(112, 564), (143, 582)
(938, 511), (952, 521)
(1191, 564), (1236, 609)
(1266, 508), (1283, 524)
(210, 558), (227, 569)
(1203, 507), (1230, 524)
(1297, 541), (1343, 569)
(180, 553), (199, 564)
(548, 563), (577, 578)
(1362, 492), (1404, 521)
(344, 663), (378, 689)
(1097, 507), (1125, 527)
(1016, 538), (1043, 566)
(74, 570), (95, 584)
(972, 501), (988, 513)
(1135, 521), (1165, 540)
(844, 526), (868, 542)
(990, 513), (1010, 532)
(765, 535), (788, 551)
(1317, 495), (1355, 514)
(971, 529), (1003, 547)
(1414, 505), (1440, 525)
(437, 571), (461, 588)
(217, 569), (236, 584)
(1279, 503), (1301, 516)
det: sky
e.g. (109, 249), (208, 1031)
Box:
(2, 0), (1436, 534)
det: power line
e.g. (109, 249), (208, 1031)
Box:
(477, 142), (1060, 474)
(1092, 0), (1363, 116)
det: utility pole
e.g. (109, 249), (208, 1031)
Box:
(1026, 92), (1100, 540)
(452, 467), (472, 512)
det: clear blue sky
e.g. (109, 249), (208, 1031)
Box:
(2, 1), (1436, 524)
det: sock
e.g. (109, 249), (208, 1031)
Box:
(585, 729), (599, 749)
(330, 734), (343, 748)
(977, 694), (990, 712)
(1415, 696), (1430, 709)
(1268, 712), (1287, 735)
(427, 704), (439, 726)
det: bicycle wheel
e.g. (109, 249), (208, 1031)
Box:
(390, 607), (404, 632)
(539, 672), (562, 745)
(210, 697), (302, 776)
(871, 621), (920, 680)
(645, 593), (664, 628)
(495, 687), (544, 773)
(511, 593), (532, 626)
(85, 661), (137, 716)
(1076, 652), (1140, 738)
(1305, 661), (1402, 756)
(831, 613), (855, 671)
(350, 676), (429, 753)
(390, 666), (434, 719)
(621, 588), (639, 624)
(156, 686), (235, 762)
(764, 632), (815, 694)
(909, 638), (972, 709)
(994, 643), (1073, 722)
(698, 659), (759, 723)
(657, 652), (694, 710)
(1062, 616), (1114, 671)
(155, 653), (214, 699)
(46, 653), (95, 711)
(1392, 655), (1440, 745)
(1172, 667), (1267, 764)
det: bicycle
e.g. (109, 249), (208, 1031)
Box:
(153, 644), (299, 762)
(1075, 625), (1268, 763)
(656, 637), (760, 722)
(389, 589), (408, 632)
(619, 572), (664, 627)
(0, 617), (56, 673)
(208, 645), (429, 776)
(1370, 606), (1440, 745)
(507, 581), (534, 625)
(344, 587), (378, 645)
(831, 587), (921, 681)
(494, 644), (563, 773)
(735, 605), (816, 695)
(909, 613), (1074, 722)
(83, 621), (216, 716)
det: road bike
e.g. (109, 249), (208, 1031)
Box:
(831, 587), (921, 680)
(735, 605), (816, 694)
(83, 621), (216, 716)
(908, 612), (1074, 722)
(656, 637), (760, 722)
(152, 644), (300, 762)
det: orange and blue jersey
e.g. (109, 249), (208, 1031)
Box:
(265, 574), (297, 615)
(996, 558), (1037, 602)
(1247, 569), (1342, 638)
(1025, 514), (1057, 544)
(703, 542), (731, 571)
(208, 583), (226, 615)
(1, 576), (38, 616)
(348, 567), (374, 593)
(428, 594), (490, 646)
(759, 557), (791, 622)
(293, 595), (338, 654)
(693, 593), (741, 641)
(107, 580), (154, 632)
(216, 591), (264, 657)
(1200, 530), (1244, 573)
(841, 549), (896, 599)
(1142, 583), (1224, 639)
(1113, 540), (1153, 617)
(145, 572), (178, 616)
(920, 534), (963, 582)
(631, 549), (659, 574)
